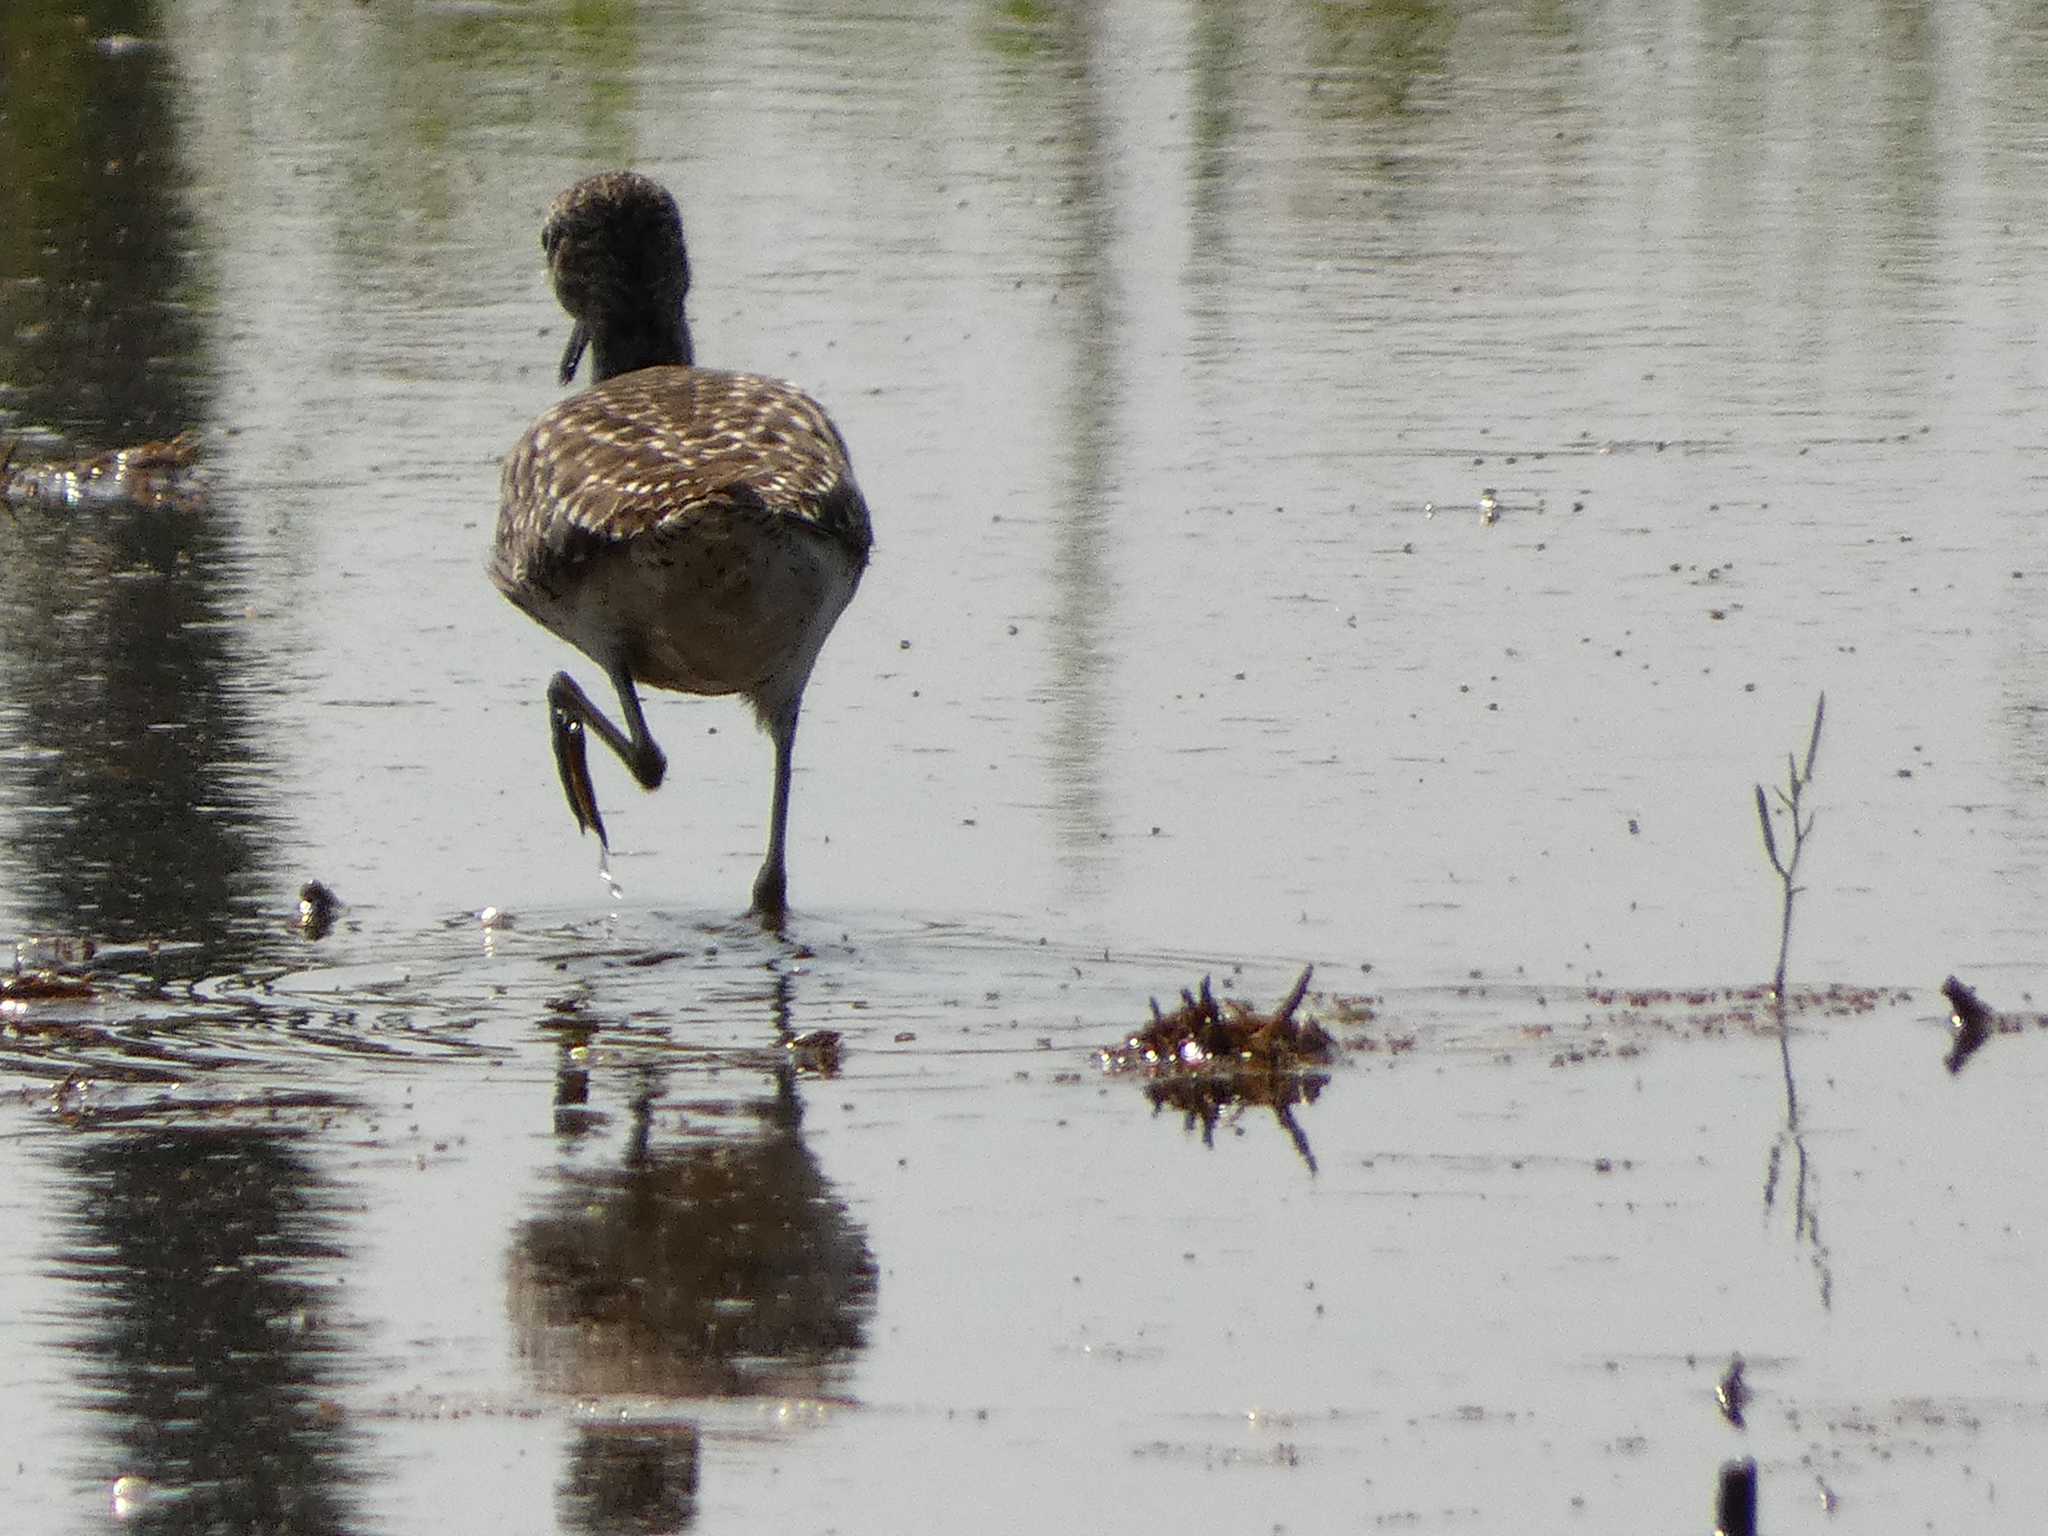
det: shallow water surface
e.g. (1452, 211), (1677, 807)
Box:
(5, 0), (2048, 1531)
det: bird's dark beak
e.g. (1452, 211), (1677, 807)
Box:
(558, 320), (589, 386)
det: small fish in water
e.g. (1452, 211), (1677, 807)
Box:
(1941, 975), (1992, 1074)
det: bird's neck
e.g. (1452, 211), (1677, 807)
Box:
(591, 311), (695, 381)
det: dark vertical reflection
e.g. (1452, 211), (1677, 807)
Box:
(1187, 0), (1462, 411)
(1289, 0), (1462, 278)
(560, 1423), (700, 1535)
(1988, 7), (2048, 845)
(1304, 0), (1457, 125)
(0, 0), (279, 968)
(1, 9), (341, 1530)
(53, 1129), (365, 1531)
(513, 978), (874, 1535)
(1186, 0), (1240, 263)
(336, 0), (647, 291)
(987, 1), (1118, 894)
(1184, 0), (1243, 408)
(512, 1049), (876, 1402)
(0, 6), (201, 439)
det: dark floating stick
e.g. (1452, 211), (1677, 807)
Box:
(1715, 1457), (1758, 1536)
(1941, 974), (1993, 1075)
(1716, 1354), (1749, 1430)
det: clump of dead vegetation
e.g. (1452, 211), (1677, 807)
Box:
(2, 937), (100, 1013)
(0, 971), (96, 1007)
(1104, 965), (1334, 1073)
(1, 431), (206, 512)
(1101, 966), (1336, 1172)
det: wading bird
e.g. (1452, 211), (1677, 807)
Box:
(491, 171), (873, 919)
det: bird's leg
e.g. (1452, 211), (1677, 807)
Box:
(750, 701), (799, 923)
(545, 661), (669, 855)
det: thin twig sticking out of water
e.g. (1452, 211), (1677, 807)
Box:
(1755, 693), (1833, 1308)
(1756, 692), (1824, 1000)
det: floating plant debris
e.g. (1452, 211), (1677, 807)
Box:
(1101, 966), (1334, 1173)
(1, 972), (96, 1004)
(1, 431), (206, 512)
(1104, 966), (1333, 1072)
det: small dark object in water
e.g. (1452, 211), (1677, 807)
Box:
(786, 1029), (842, 1076)
(297, 880), (341, 940)
(1715, 1456), (1758, 1536)
(1716, 1354), (1748, 1429)
(1941, 974), (1992, 1074)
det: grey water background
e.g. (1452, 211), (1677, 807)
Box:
(3, 1), (2048, 1531)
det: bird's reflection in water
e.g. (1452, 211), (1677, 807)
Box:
(559, 1422), (700, 1536)
(549, 1018), (601, 1138)
(510, 977), (877, 1406)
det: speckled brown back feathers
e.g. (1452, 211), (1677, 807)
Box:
(492, 365), (873, 604)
